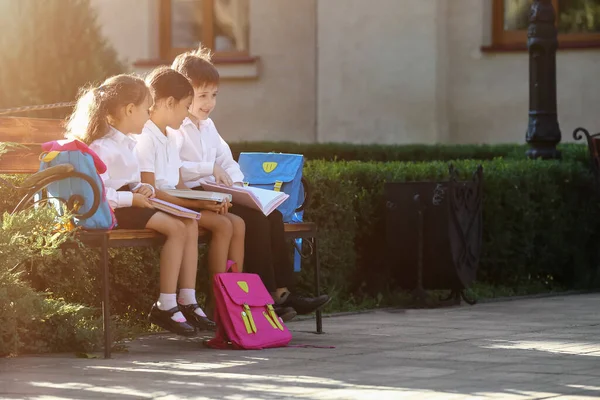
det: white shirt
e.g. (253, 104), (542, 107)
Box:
(171, 117), (244, 189)
(135, 120), (182, 190)
(89, 127), (148, 209)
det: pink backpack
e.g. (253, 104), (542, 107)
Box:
(206, 261), (292, 350)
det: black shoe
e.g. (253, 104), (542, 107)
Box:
(148, 304), (196, 336)
(281, 293), (331, 315)
(274, 305), (297, 322)
(180, 303), (217, 331)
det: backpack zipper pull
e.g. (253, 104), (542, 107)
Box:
(243, 304), (257, 333)
(241, 311), (252, 334)
(263, 311), (278, 329)
(267, 304), (284, 331)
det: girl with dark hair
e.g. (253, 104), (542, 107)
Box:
(135, 67), (245, 327)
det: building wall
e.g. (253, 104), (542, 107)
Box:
(447, 0), (600, 144)
(91, 0), (317, 143)
(91, 0), (600, 145)
(90, 0), (159, 63)
(317, 0), (443, 144)
(317, 0), (600, 145)
(213, 0), (317, 143)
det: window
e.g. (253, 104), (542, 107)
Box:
(160, 0), (250, 60)
(492, 0), (600, 49)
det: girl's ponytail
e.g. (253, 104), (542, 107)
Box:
(65, 74), (148, 144)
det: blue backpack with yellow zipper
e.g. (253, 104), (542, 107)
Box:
(237, 153), (305, 223)
(238, 153), (307, 272)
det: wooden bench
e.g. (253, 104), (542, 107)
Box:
(0, 116), (323, 358)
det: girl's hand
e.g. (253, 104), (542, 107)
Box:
(194, 199), (232, 214)
(219, 198), (232, 215)
(194, 199), (225, 213)
(213, 164), (233, 187)
(133, 184), (154, 198)
(132, 193), (154, 208)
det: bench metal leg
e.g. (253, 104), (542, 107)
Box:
(313, 236), (323, 334)
(100, 234), (111, 359)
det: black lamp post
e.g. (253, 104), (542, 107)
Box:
(526, 0), (562, 159)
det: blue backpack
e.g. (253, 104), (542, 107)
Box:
(38, 140), (116, 230)
(238, 153), (307, 272)
(238, 153), (305, 223)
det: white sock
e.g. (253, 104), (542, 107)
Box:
(157, 293), (186, 322)
(178, 288), (197, 305)
(178, 288), (207, 318)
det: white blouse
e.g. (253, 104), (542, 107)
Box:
(135, 120), (182, 190)
(171, 117), (244, 189)
(89, 127), (147, 209)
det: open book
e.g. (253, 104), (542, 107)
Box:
(149, 198), (201, 220)
(164, 189), (232, 203)
(201, 182), (289, 216)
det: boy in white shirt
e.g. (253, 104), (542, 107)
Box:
(171, 46), (330, 321)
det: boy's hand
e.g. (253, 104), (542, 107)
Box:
(213, 164), (233, 187)
(133, 184), (154, 198)
(132, 193), (154, 208)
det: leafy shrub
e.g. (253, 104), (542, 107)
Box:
(0, 209), (102, 356)
(298, 158), (599, 294)
(0, 0), (124, 118)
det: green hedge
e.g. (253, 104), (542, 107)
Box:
(230, 142), (526, 162)
(230, 141), (591, 164)
(296, 158), (599, 295)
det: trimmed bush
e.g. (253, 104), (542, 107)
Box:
(297, 158), (599, 294)
(230, 141), (590, 164)
(4, 158), (599, 313)
(230, 142), (526, 163)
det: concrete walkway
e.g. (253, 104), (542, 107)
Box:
(1, 294), (600, 400)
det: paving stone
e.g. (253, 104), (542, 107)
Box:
(2, 293), (600, 399)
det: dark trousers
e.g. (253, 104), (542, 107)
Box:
(229, 204), (294, 292)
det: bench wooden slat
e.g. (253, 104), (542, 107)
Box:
(107, 229), (166, 240)
(0, 146), (42, 173)
(0, 117), (64, 144)
(283, 222), (316, 232)
(0, 117), (64, 174)
(78, 223), (315, 245)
